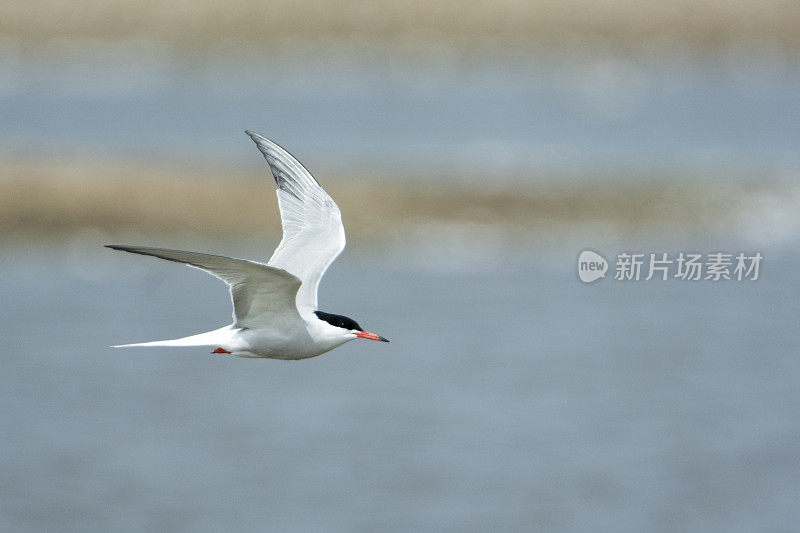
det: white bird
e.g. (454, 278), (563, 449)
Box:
(107, 131), (388, 359)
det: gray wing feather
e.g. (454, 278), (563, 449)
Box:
(245, 131), (346, 311)
(106, 245), (302, 328)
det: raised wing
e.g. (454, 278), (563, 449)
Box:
(105, 245), (303, 329)
(245, 131), (346, 312)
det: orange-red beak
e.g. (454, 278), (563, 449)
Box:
(355, 330), (389, 342)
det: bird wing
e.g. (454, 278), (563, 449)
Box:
(245, 131), (346, 312)
(106, 245), (303, 329)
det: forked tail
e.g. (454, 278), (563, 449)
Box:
(112, 326), (236, 349)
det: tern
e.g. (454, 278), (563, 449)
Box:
(107, 131), (389, 359)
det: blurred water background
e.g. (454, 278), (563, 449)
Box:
(2, 1), (800, 531)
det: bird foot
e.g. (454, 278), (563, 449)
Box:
(212, 347), (231, 354)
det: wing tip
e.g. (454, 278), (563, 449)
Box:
(245, 131), (324, 192)
(106, 244), (131, 253)
(106, 244), (138, 254)
(245, 129), (270, 146)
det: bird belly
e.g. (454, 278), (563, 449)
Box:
(234, 327), (346, 360)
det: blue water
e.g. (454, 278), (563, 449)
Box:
(3, 45), (800, 530)
(2, 49), (799, 180)
(1, 241), (799, 531)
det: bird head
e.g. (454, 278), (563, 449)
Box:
(314, 311), (389, 343)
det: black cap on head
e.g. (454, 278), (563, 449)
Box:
(314, 311), (362, 331)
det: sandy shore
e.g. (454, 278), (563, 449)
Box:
(4, 0), (800, 55)
(0, 157), (772, 247)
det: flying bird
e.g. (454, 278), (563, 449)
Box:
(107, 131), (389, 359)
